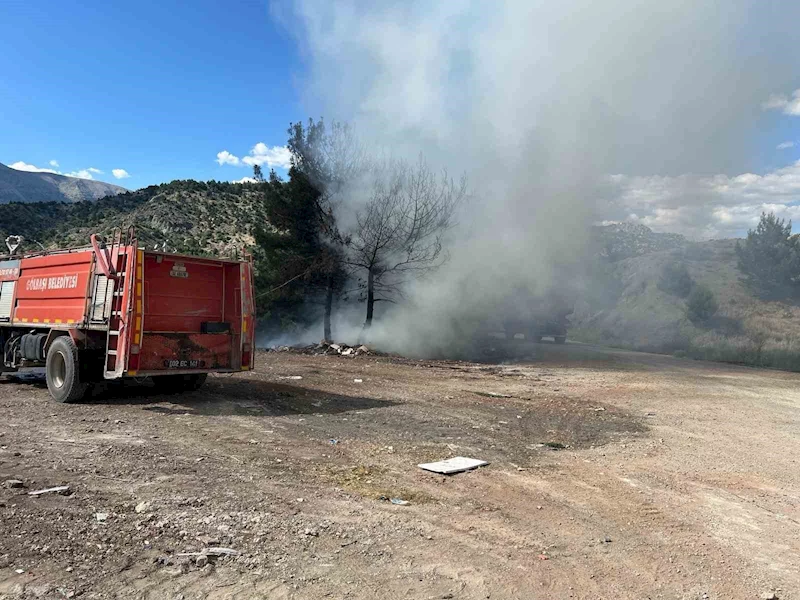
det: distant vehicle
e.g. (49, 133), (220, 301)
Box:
(0, 228), (256, 402)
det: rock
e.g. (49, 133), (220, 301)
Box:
(195, 554), (209, 568)
(134, 501), (150, 514)
(303, 528), (319, 537)
(342, 348), (354, 356)
(196, 535), (220, 545)
(200, 563), (215, 577)
(761, 593), (778, 600)
(3, 479), (24, 489)
(95, 512), (108, 522)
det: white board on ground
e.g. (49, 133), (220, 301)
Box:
(418, 457), (489, 475)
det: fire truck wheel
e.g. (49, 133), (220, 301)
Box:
(151, 373), (208, 394)
(46, 336), (89, 403)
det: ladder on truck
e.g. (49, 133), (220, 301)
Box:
(91, 227), (136, 379)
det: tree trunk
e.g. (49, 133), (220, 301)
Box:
(323, 275), (334, 342)
(364, 268), (375, 329)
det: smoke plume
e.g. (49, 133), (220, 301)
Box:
(275, 0), (800, 357)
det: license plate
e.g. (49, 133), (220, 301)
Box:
(163, 359), (206, 369)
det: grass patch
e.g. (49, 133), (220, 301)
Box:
(323, 465), (435, 504)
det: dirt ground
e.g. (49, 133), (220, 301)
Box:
(1, 343), (798, 599)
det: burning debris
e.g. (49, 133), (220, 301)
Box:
(267, 342), (374, 357)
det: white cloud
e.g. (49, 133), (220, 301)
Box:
(216, 144), (292, 170)
(10, 160), (120, 182)
(605, 160), (800, 238)
(112, 168), (131, 179)
(9, 161), (59, 174)
(762, 89), (800, 116)
(777, 141), (795, 150)
(241, 143), (293, 169)
(216, 150), (240, 166)
(66, 170), (94, 180)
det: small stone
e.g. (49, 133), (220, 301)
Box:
(600, 536), (612, 543)
(761, 593), (778, 600)
(134, 501), (150, 514)
(95, 512), (108, 522)
(200, 563), (214, 577)
(3, 479), (24, 489)
(303, 528), (319, 537)
(178, 558), (191, 574)
(195, 554), (208, 568)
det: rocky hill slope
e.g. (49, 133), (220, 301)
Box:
(0, 162), (127, 204)
(0, 179), (272, 256)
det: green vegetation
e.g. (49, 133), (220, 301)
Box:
(658, 261), (694, 298)
(736, 212), (800, 298)
(686, 284), (718, 323)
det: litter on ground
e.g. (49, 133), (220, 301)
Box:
(418, 457), (489, 475)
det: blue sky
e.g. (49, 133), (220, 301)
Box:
(0, 0), (304, 190)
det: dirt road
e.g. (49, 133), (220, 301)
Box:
(1, 344), (798, 599)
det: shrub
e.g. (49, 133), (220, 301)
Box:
(658, 261), (694, 298)
(686, 284), (718, 323)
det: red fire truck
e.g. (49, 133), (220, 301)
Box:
(0, 228), (256, 402)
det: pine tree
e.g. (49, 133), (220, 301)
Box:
(736, 212), (800, 298)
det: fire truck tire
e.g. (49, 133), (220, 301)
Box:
(152, 373), (208, 394)
(46, 336), (89, 403)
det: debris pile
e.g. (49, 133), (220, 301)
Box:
(267, 342), (374, 357)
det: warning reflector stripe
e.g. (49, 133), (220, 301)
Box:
(127, 249), (144, 375)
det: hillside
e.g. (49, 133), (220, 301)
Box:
(592, 221), (687, 261)
(572, 231), (800, 371)
(0, 179), (272, 256)
(0, 162), (127, 204)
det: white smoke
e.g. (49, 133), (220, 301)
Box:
(272, 0), (800, 356)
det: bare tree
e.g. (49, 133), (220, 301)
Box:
(287, 118), (367, 341)
(347, 157), (466, 329)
